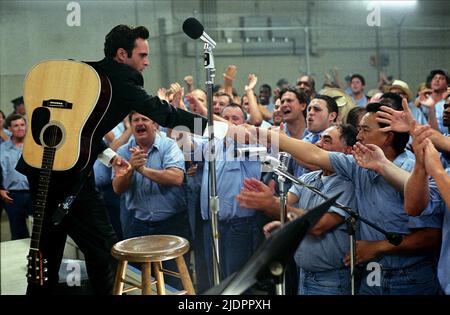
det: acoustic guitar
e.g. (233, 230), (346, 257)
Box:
(22, 60), (111, 285)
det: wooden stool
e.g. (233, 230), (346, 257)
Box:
(111, 235), (195, 295)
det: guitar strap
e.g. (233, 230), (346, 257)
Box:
(52, 169), (91, 225)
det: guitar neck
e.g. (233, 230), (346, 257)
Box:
(30, 147), (56, 250)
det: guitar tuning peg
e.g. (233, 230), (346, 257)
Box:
(43, 268), (48, 272)
(43, 259), (48, 263)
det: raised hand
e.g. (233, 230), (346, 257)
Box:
(423, 140), (443, 178)
(128, 146), (147, 172)
(376, 97), (414, 133)
(352, 142), (388, 173)
(235, 178), (276, 211)
(410, 122), (433, 166)
(223, 64), (237, 83)
(111, 155), (132, 177)
(186, 93), (207, 116)
(244, 73), (258, 91)
(170, 82), (185, 109)
(418, 88), (435, 108)
(183, 75), (194, 92)
(157, 87), (167, 101)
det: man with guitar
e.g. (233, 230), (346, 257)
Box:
(17, 24), (207, 294)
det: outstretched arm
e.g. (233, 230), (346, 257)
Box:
(245, 74), (263, 126)
(423, 141), (450, 209)
(254, 128), (333, 172)
(352, 142), (410, 192)
(404, 124), (434, 216)
(235, 178), (304, 219)
(344, 228), (441, 266)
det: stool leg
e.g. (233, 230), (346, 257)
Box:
(153, 261), (166, 295)
(175, 256), (195, 295)
(141, 262), (152, 295)
(113, 260), (128, 295)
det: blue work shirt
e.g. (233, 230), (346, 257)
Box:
(291, 130), (321, 178)
(435, 99), (446, 134)
(291, 171), (357, 272)
(424, 167), (450, 294)
(352, 94), (368, 108)
(0, 140), (29, 190)
(115, 134), (187, 222)
(193, 137), (262, 220)
(329, 151), (442, 269)
(94, 159), (111, 187)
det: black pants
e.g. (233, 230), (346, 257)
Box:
(26, 174), (118, 295)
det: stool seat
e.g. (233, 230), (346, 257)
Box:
(111, 235), (195, 295)
(112, 235), (189, 262)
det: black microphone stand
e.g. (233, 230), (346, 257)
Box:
(204, 41), (221, 285)
(263, 157), (403, 295)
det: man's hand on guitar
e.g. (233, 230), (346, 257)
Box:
(0, 189), (13, 204)
(111, 155), (132, 177)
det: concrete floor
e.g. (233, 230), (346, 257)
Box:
(1, 210), (12, 242)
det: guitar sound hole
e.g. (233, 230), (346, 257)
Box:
(42, 125), (63, 148)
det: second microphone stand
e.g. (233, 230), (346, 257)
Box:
(274, 158), (289, 295)
(204, 42), (221, 286)
(264, 157), (403, 295)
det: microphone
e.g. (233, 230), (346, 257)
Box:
(278, 152), (291, 172)
(262, 156), (281, 169)
(234, 147), (267, 159)
(182, 17), (216, 48)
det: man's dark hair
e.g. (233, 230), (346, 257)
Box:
(297, 75), (316, 92)
(366, 101), (409, 155)
(5, 113), (25, 128)
(313, 95), (339, 120)
(259, 84), (272, 94)
(380, 92), (403, 109)
(426, 69), (450, 86)
(279, 87), (309, 118)
(350, 74), (366, 86)
(336, 123), (357, 147)
(345, 106), (366, 129)
(104, 24), (150, 58)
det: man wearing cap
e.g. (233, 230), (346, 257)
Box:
(387, 80), (427, 125)
(11, 96), (26, 116)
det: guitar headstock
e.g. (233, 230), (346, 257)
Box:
(26, 249), (48, 285)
